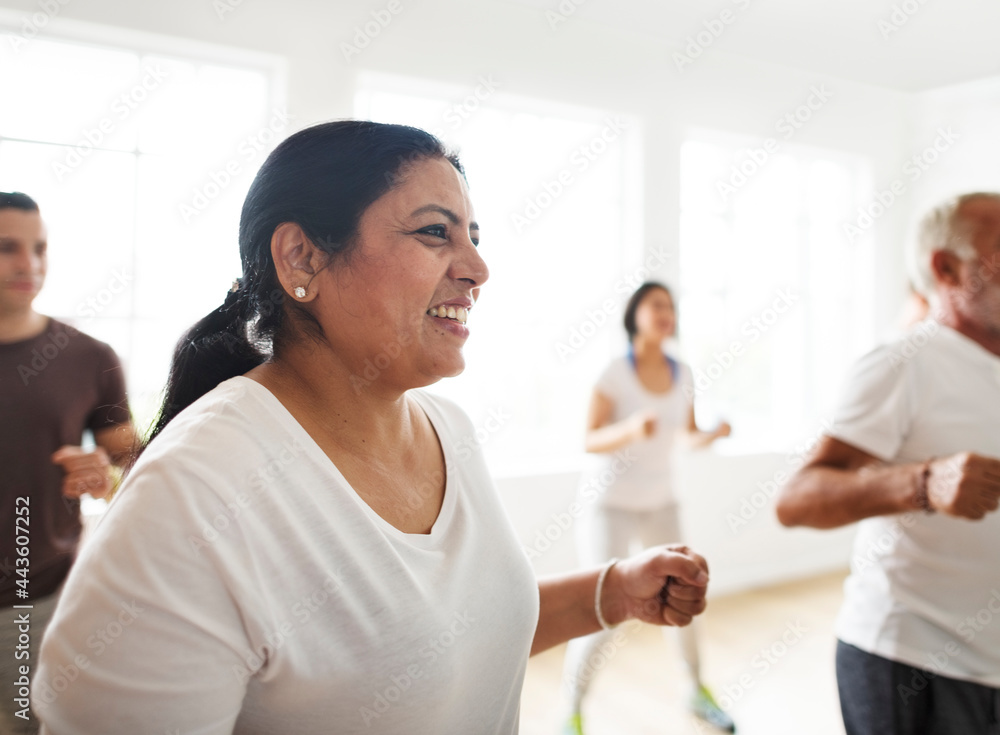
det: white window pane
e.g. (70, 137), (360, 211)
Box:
(808, 158), (853, 223)
(680, 135), (870, 452)
(0, 38), (140, 150)
(137, 57), (271, 156)
(129, 316), (194, 429)
(680, 213), (730, 295)
(680, 140), (729, 216)
(135, 153), (244, 320)
(0, 139), (136, 322)
(129, 56), (199, 155)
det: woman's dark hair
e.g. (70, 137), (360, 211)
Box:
(0, 192), (40, 212)
(142, 120), (461, 452)
(623, 281), (674, 341)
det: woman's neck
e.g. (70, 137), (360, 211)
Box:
(631, 336), (663, 362)
(246, 345), (416, 456)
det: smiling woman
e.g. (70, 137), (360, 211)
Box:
(255, 155), (487, 396)
(33, 120), (710, 735)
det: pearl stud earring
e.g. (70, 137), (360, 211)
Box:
(294, 286), (306, 299)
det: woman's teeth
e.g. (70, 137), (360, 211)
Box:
(427, 306), (468, 324)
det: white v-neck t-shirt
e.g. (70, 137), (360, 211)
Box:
(832, 322), (1000, 686)
(35, 377), (540, 733)
(584, 356), (694, 510)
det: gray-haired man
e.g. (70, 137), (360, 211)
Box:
(778, 192), (1000, 734)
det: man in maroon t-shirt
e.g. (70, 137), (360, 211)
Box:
(0, 192), (135, 733)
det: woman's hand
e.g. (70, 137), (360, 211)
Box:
(627, 409), (658, 441)
(600, 544), (709, 627)
(713, 421), (732, 439)
(532, 544), (710, 655)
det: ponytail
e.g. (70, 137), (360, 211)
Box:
(137, 284), (265, 458)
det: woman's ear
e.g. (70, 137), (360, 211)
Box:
(271, 222), (324, 301)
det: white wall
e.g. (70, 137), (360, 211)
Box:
(4, 0), (972, 593)
(910, 76), (1000, 214)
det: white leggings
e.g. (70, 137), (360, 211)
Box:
(561, 503), (702, 710)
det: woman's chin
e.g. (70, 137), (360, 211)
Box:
(438, 357), (466, 380)
(413, 355), (466, 387)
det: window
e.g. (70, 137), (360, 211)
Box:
(678, 134), (876, 451)
(356, 73), (643, 474)
(0, 25), (285, 428)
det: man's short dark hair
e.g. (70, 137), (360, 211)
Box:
(0, 192), (40, 212)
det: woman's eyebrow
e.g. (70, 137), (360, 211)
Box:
(410, 204), (479, 231)
(410, 204), (458, 222)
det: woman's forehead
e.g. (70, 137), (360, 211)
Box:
(393, 158), (471, 202)
(643, 288), (673, 304)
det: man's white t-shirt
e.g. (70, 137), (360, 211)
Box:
(832, 322), (1000, 687)
(34, 377), (540, 733)
(584, 356), (694, 511)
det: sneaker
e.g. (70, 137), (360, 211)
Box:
(690, 684), (736, 732)
(561, 712), (585, 735)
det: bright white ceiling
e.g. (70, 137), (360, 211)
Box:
(503, 0), (1000, 92)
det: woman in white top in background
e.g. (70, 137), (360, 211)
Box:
(561, 281), (734, 734)
(33, 122), (711, 735)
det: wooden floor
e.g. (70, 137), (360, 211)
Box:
(520, 570), (849, 735)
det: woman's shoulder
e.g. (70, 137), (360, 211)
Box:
(134, 377), (295, 475)
(409, 389), (476, 437)
(600, 354), (633, 377)
(593, 355), (632, 393)
(115, 377), (312, 518)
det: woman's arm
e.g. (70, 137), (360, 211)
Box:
(678, 405), (730, 450)
(584, 390), (653, 454)
(35, 468), (251, 734)
(531, 545), (709, 655)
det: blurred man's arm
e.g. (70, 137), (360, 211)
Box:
(777, 436), (1000, 528)
(51, 423), (137, 500)
(776, 436), (918, 528)
(93, 422), (137, 466)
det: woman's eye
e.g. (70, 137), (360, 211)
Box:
(419, 225), (447, 239)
